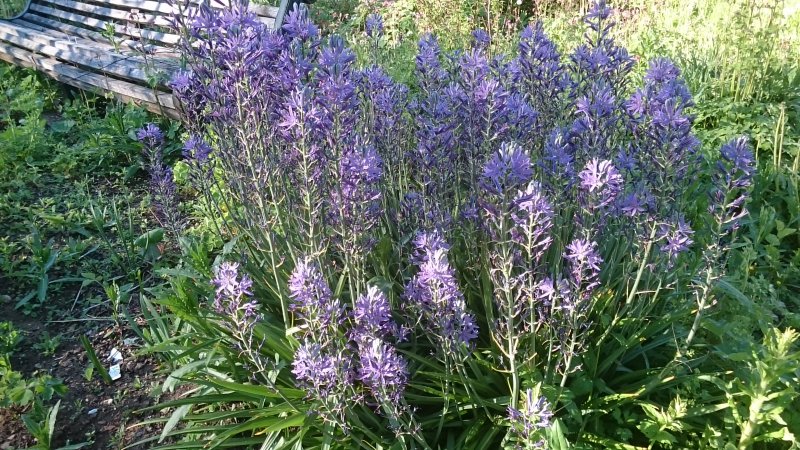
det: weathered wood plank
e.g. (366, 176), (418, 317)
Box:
(248, 4), (280, 18)
(0, 0), (294, 118)
(0, 43), (179, 118)
(84, 0), (280, 18)
(254, 15), (276, 28)
(36, 0), (173, 28)
(11, 18), (179, 60)
(13, 14), (177, 58)
(0, 21), (176, 86)
(81, 0), (189, 16)
(28, 3), (180, 45)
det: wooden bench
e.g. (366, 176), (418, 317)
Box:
(0, 0), (301, 118)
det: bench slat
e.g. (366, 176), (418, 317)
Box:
(84, 0), (280, 18)
(0, 21), (176, 86)
(28, 3), (180, 45)
(0, 0), (299, 118)
(11, 17), (178, 59)
(36, 0), (173, 28)
(0, 43), (179, 118)
(248, 4), (280, 18)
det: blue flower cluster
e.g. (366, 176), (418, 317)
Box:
(167, 0), (755, 443)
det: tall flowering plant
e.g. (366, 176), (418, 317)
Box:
(150, 1), (756, 448)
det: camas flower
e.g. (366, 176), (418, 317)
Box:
(330, 143), (384, 255)
(212, 262), (258, 318)
(137, 123), (183, 237)
(511, 21), (568, 129)
(416, 33), (446, 88)
(136, 123), (164, 148)
(365, 13), (383, 38)
(617, 191), (646, 217)
(352, 286), (400, 343)
(482, 142), (533, 196)
(289, 258), (344, 335)
(508, 388), (553, 445)
(183, 135), (212, 163)
(711, 137), (756, 235)
(511, 182), (555, 263)
(282, 3), (318, 43)
(357, 339), (408, 404)
(405, 232), (479, 353)
(572, 0), (634, 91)
(659, 215), (694, 260)
(578, 158), (623, 208)
(292, 341), (354, 415)
(213, 262), (253, 299)
(564, 238), (603, 301)
(169, 70), (192, 94)
(472, 29), (491, 50)
(719, 136), (755, 187)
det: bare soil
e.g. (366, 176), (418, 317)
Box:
(0, 298), (166, 450)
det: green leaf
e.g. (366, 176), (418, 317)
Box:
(56, 443), (91, 450)
(194, 377), (304, 401)
(135, 228), (165, 249)
(80, 335), (111, 384)
(49, 120), (75, 133)
(715, 278), (753, 313)
(46, 400), (61, 443)
(160, 404), (191, 443)
(547, 419), (571, 450)
(37, 273), (48, 303)
(209, 413), (305, 448)
(15, 291), (36, 309)
(582, 433), (646, 449)
(777, 227), (795, 239)
(258, 413), (305, 434)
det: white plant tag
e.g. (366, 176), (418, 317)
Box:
(109, 364), (122, 381)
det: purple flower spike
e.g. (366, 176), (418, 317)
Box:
(405, 232), (479, 354)
(564, 238), (603, 301)
(169, 70), (192, 94)
(365, 13), (383, 38)
(512, 182), (555, 262)
(282, 3), (318, 43)
(578, 158), (623, 208)
(211, 261), (258, 319)
(659, 215), (694, 260)
(565, 239), (602, 272)
(137, 123), (183, 236)
(472, 29), (491, 50)
(508, 388), (553, 445)
(358, 339), (408, 404)
(353, 286), (400, 343)
(136, 123), (164, 147)
(331, 143), (384, 255)
(289, 258), (344, 334)
(293, 341), (354, 400)
(720, 136), (755, 185)
(416, 33), (446, 88)
(213, 262), (253, 299)
(183, 135), (213, 163)
(711, 137), (755, 236)
(482, 142), (533, 195)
